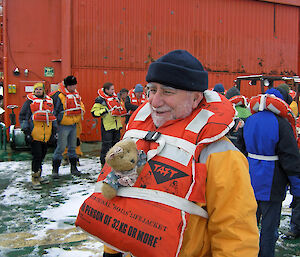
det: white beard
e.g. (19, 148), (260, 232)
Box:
(150, 102), (193, 128)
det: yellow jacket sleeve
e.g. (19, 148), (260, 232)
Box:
(205, 138), (259, 256)
(91, 103), (122, 131)
(91, 103), (108, 117)
(179, 137), (259, 257)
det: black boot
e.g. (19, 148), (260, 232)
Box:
(52, 159), (61, 179)
(70, 158), (81, 176)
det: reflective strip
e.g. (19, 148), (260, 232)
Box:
(248, 153), (279, 161)
(198, 119), (235, 144)
(159, 143), (192, 166)
(259, 94), (267, 111)
(124, 130), (195, 165)
(252, 102), (259, 112)
(204, 90), (222, 103)
(199, 139), (238, 163)
(133, 102), (151, 121)
(186, 109), (214, 133)
(63, 107), (82, 112)
(124, 129), (196, 155)
(267, 103), (281, 115)
(94, 182), (208, 219)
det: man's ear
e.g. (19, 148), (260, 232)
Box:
(192, 92), (204, 109)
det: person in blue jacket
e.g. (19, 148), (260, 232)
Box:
(237, 87), (300, 257)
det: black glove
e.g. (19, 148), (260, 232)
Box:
(22, 127), (31, 136)
(25, 134), (33, 145)
(48, 132), (58, 146)
(77, 138), (81, 147)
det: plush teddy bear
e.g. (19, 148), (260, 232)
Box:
(101, 139), (147, 200)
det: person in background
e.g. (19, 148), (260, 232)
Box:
(124, 83), (146, 123)
(51, 75), (85, 178)
(277, 83), (298, 117)
(102, 50), (259, 256)
(19, 82), (57, 189)
(62, 122), (83, 166)
(213, 83), (226, 95)
(49, 89), (83, 166)
(91, 82), (125, 166)
(117, 88), (129, 138)
(237, 87), (300, 257)
(276, 85), (300, 240)
(225, 86), (251, 148)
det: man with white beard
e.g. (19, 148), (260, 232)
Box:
(101, 50), (259, 257)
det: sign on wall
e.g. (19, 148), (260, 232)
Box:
(44, 67), (54, 77)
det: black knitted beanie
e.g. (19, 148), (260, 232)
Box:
(146, 50), (208, 92)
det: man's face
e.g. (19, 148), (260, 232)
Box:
(120, 92), (128, 100)
(148, 82), (203, 127)
(34, 87), (44, 97)
(67, 84), (77, 93)
(105, 85), (115, 96)
(135, 92), (142, 99)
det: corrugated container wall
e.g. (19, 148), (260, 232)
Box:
(72, 0), (299, 141)
(3, 0), (299, 141)
(2, 0), (62, 137)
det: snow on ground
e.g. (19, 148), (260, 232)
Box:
(0, 156), (297, 256)
(0, 157), (105, 256)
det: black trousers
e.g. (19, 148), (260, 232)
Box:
(100, 122), (120, 165)
(31, 140), (48, 172)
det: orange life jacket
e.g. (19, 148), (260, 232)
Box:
(76, 91), (236, 257)
(59, 83), (83, 116)
(128, 89), (146, 114)
(229, 95), (248, 107)
(249, 94), (297, 138)
(27, 93), (56, 125)
(98, 88), (127, 116)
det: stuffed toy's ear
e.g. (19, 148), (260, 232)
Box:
(107, 146), (123, 160)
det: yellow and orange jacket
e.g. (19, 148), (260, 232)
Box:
(90, 89), (123, 131)
(52, 83), (85, 126)
(19, 93), (56, 142)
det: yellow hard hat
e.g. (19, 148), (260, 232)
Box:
(33, 82), (44, 91)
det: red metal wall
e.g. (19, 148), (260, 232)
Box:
(3, 0), (62, 130)
(3, 0), (299, 142)
(72, 0), (299, 141)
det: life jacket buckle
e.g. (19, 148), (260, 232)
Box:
(144, 131), (161, 141)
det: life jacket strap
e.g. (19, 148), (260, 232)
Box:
(124, 129), (197, 156)
(248, 153), (279, 161)
(94, 181), (208, 219)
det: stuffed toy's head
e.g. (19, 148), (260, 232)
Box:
(102, 139), (146, 200)
(105, 139), (139, 172)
